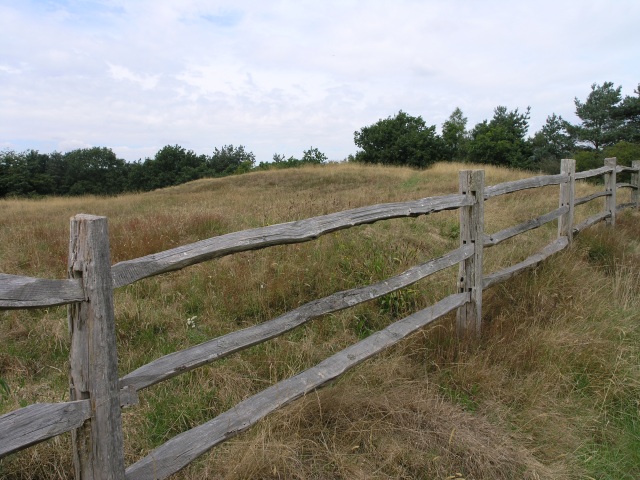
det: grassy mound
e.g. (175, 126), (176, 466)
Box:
(1, 163), (638, 479)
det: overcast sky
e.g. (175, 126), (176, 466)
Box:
(1, 0), (639, 163)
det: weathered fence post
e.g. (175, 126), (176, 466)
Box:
(558, 158), (576, 242)
(68, 215), (125, 479)
(457, 170), (484, 338)
(604, 157), (617, 226)
(632, 160), (640, 209)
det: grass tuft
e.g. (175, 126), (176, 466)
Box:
(1, 163), (638, 479)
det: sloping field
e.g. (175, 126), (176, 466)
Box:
(1, 162), (638, 479)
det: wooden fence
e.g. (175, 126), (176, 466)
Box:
(1, 158), (638, 479)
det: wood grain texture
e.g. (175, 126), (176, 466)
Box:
(616, 165), (639, 173)
(615, 183), (636, 189)
(484, 206), (568, 248)
(574, 165), (614, 180)
(124, 292), (469, 480)
(0, 388), (138, 459)
(483, 237), (569, 290)
(616, 203), (636, 211)
(633, 161), (640, 208)
(110, 194), (471, 288)
(604, 158), (616, 226)
(483, 174), (567, 199)
(573, 212), (610, 235)
(558, 159), (575, 242)
(575, 191), (608, 207)
(457, 170), (484, 338)
(0, 401), (90, 458)
(68, 214), (125, 479)
(120, 245), (473, 391)
(0, 274), (84, 310)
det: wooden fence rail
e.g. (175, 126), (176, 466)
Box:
(1, 158), (639, 479)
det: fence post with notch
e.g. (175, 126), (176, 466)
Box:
(456, 170), (485, 338)
(558, 158), (576, 242)
(68, 214), (125, 479)
(604, 157), (617, 226)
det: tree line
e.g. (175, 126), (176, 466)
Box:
(2, 81), (639, 197)
(353, 81), (640, 172)
(0, 144), (325, 197)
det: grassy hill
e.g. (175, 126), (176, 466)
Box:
(1, 162), (638, 479)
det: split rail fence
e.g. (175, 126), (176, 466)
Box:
(0, 158), (639, 479)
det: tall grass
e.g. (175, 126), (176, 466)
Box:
(0, 162), (638, 479)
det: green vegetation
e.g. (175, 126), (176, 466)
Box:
(353, 110), (444, 167)
(569, 81), (625, 152)
(2, 82), (640, 198)
(0, 162), (637, 479)
(530, 113), (576, 173)
(467, 106), (532, 168)
(0, 144), (329, 198)
(441, 107), (469, 161)
(354, 81), (639, 173)
(255, 147), (328, 171)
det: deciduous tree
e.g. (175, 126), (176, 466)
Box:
(209, 144), (256, 176)
(63, 147), (128, 195)
(354, 111), (444, 167)
(147, 145), (203, 189)
(441, 107), (468, 161)
(301, 147), (328, 164)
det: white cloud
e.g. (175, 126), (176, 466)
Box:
(0, 0), (639, 162)
(108, 63), (160, 90)
(0, 64), (22, 75)
(58, 139), (94, 152)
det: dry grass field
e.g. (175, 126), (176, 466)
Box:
(1, 162), (638, 479)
